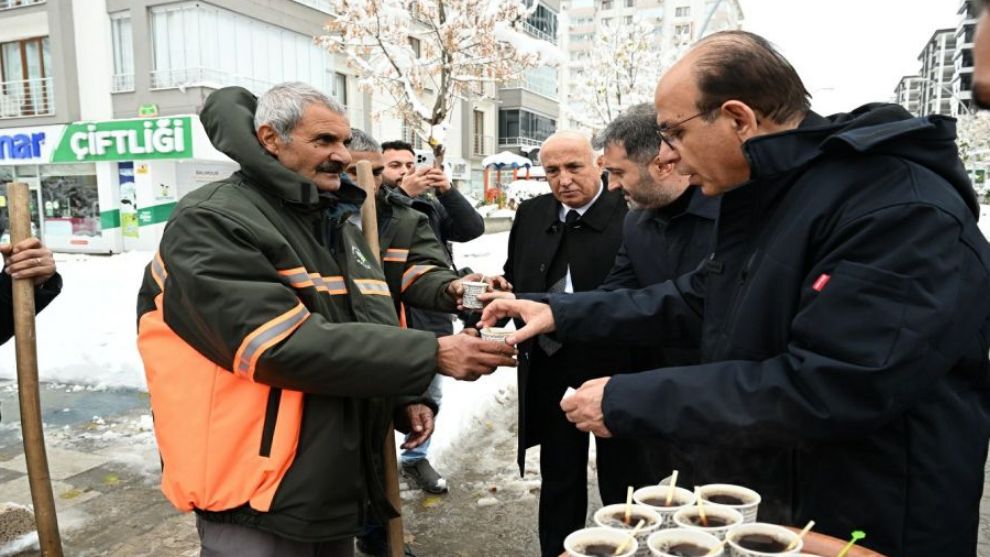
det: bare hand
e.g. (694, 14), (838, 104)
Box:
(400, 166), (434, 197)
(477, 290), (516, 305)
(400, 403), (436, 449)
(448, 272), (487, 305)
(1, 237), (56, 287)
(425, 167), (451, 193)
(437, 329), (517, 381)
(479, 299), (555, 346)
(560, 377), (613, 438)
(484, 275), (513, 292)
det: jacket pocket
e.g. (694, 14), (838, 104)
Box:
(791, 260), (910, 369)
(260, 388), (281, 457)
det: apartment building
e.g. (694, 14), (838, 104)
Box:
(559, 0), (743, 131)
(0, 0), (492, 253)
(893, 75), (922, 116)
(952, 0), (977, 116)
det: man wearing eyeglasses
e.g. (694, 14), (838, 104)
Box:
(483, 30), (990, 556)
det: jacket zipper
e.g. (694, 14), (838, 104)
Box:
(259, 387), (282, 457)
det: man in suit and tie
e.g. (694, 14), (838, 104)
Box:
(495, 131), (653, 557)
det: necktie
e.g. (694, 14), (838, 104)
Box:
(538, 210), (580, 356)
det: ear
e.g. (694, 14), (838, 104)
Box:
(256, 124), (281, 156)
(720, 100), (760, 141)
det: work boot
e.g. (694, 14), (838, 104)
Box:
(401, 458), (448, 494)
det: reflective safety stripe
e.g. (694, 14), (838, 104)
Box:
(279, 268), (348, 295)
(401, 264), (436, 292)
(383, 249), (409, 262)
(233, 303), (310, 381)
(150, 252), (168, 289)
(310, 274), (348, 295)
(277, 267), (314, 289)
(354, 279), (391, 296)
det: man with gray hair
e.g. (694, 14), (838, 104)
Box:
(137, 82), (516, 557)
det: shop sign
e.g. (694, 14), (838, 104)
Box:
(52, 117), (192, 163)
(138, 104), (159, 117)
(0, 125), (63, 165)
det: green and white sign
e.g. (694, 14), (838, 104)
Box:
(52, 117), (192, 163)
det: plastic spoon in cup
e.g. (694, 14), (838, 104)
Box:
(785, 520), (815, 551)
(664, 470), (679, 505)
(624, 486), (634, 524)
(836, 530), (866, 557)
(694, 486), (709, 527)
(612, 519), (645, 556)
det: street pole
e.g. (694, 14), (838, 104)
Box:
(355, 161), (404, 557)
(8, 182), (63, 557)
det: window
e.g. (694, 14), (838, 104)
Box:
(675, 24), (692, 36)
(110, 12), (134, 92)
(40, 164), (101, 239)
(409, 36), (422, 58)
(473, 110), (485, 155)
(601, 0), (613, 9)
(602, 17), (613, 26)
(675, 6), (690, 17)
(624, 15), (632, 24)
(524, 2), (558, 44)
(625, 0), (634, 6)
(149, 2), (333, 94)
(498, 109), (556, 143)
(0, 36), (52, 117)
(402, 120), (424, 149)
(331, 72), (347, 106)
(522, 66), (557, 98)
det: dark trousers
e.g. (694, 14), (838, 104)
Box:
(536, 392), (654, 557)
(197, 516), (354, 557)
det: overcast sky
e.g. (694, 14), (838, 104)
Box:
(740, 0), (961, 114)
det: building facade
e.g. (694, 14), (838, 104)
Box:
(917, 28), (957, 117)
(893, 75), (922, 116)
(0, 0), (494, 253)
(559, 0), (743, 132)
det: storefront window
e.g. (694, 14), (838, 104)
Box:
(39, 164), (100, 239)
(0, 168), (42, 243)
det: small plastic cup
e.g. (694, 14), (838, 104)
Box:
(480, 326), (512, 343)
(697, 484), (761, 523)
(564, 526), (637, 557)
(648, 528), (724, 557)
(460, 281), (489, 309)
(726, 523), (802, 556)
(633, 485), (696, 528)
(594, 504), (663, 556)
(672, 505), (743, 540)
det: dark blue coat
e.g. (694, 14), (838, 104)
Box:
(549, 105), (990, 556)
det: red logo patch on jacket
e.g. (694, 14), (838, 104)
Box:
(812, 273), (831, 292)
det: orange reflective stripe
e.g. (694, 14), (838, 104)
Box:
(354, 279), (391, 296)
(401, 264), (436, 292)
(311, 274), (348, 295)
(233, 303), (310, 381)
(151, 252), (168, 290)
(278, 267), (315, 289)
(383, 249), (409, 262)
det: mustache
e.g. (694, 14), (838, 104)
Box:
(317, 161), (344, 174)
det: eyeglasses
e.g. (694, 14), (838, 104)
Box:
(657, 110), (710, 148)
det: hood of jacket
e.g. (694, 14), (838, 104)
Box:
(200, 86), (366, 211)
(743, 103), (978, 217)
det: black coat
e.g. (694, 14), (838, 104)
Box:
(599, 186), (718, 370)
(549, 105), (990, 556)
(0, 272), (61, 344)
(503, 188), (628, 470)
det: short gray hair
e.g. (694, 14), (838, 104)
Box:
(592, 103), (661, 165)
(349, 128), (381, 153)
(254, 82), (346, 141)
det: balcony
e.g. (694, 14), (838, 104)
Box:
(111, 73), (134, 93)
(0, 0), (44, 10)
(520, 21), (558, 45)
(499, 136), (543, 148)
(473, 134), (494, 157)
(0, 77), (53, 119)
(150, 67), (273, 95)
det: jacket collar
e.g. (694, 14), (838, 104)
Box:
(544, 186), (620, 233)
(651, 186), (719, 225)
